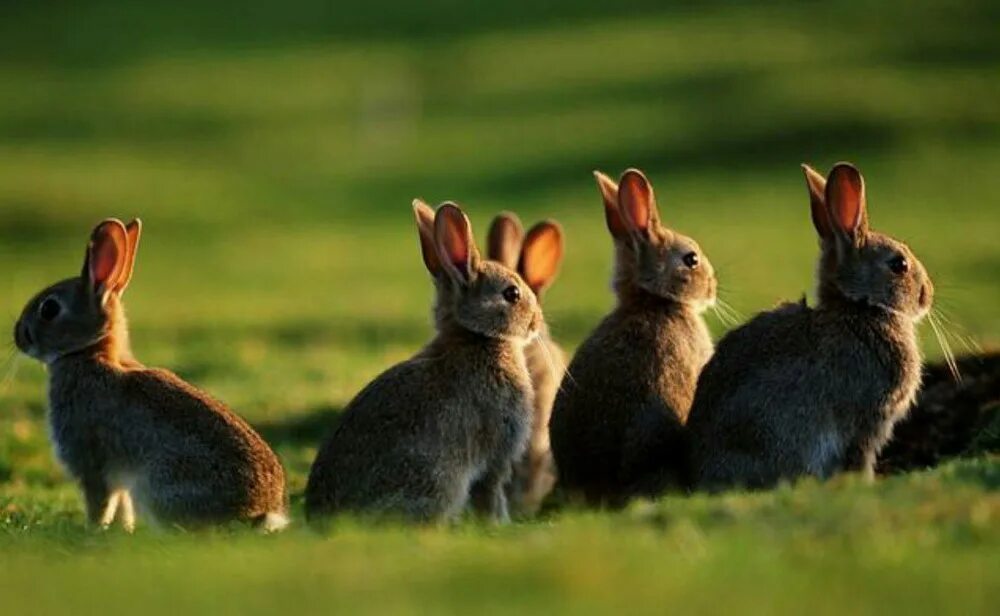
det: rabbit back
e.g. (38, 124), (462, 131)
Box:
(306, 340), (533, 521)
(48, 359), (287, 526)
(687, 301), (921, 491)
(550, 303), (711, 504)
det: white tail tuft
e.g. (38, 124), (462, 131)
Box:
(258, 512), (290, 533)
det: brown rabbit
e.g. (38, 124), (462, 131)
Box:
(13, 219), (288, 531)
(548, 169), (717, 506)
(686, 163), (934, 491)
(486, 212), (566, 516)
(305, 202), (542, 524)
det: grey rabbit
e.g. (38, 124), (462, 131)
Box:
(548, 168), (717, 506)
(13, 218), (288, 531)
(486, 212), (566, 516)
(686, 162), (934, 491)
(305, 202), (542, 524)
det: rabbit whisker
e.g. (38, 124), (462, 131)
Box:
(534, 333), (576, 388)
(926, 312), (961, 384)
(717, 298), (744, 322)
(710, 305), (736, 328)
(0, 350), (23, 396)
(930, 308), (983, 356)
(711, 299), (742, 328)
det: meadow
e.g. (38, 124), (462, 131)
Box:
(0, 1), (998, 613)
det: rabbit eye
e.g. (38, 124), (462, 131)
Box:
(502, 285), (521, 304)
(888, 255), (909, 275)
(39, 298), (61, 322)
(682, 252), (700, 268)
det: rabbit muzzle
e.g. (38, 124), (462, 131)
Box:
(916, 280), (934, 320)
(13, 319), (35, 357)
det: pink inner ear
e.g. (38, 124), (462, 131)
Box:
(89, 236), (121, 290)
(87, 223), (127, 292)
(618, 172), (653, 232)
(520, 223), (563, 292)
(438, 209), (471, 277)
(827, 168), (865, 233)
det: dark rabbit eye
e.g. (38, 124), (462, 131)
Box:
(502, 285), (521, 304)
(39, 298), (61, 321)
(888, 255), (909, 275)
(682, 252), (700, 268)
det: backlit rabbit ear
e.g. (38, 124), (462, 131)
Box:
(801, 164), (832, 241)
(434, 202), (480, 286)
(617, 168), (661, 239)
(412, 199), (442, 276)
(825, 162), (869, 246)
(594, 170), (628, 240)
(116, 218), (142, 294)
(487, 212), (524, 270)
(83, 219), (130, 300)
(519, 220), (564, 296)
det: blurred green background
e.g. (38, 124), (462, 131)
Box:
(1, 1), (997, 613)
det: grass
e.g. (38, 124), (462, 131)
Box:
(0, 0), (998, 613)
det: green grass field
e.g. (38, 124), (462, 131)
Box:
(1, 1), (998, 613)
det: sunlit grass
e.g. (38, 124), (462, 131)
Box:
(0, 0), (997, 612)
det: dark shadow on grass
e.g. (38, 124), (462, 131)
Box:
(0, 203), (93, 244)
(0, 0), (720, 69)
(354, 115), (900, 211)
(939, 457), (1000, 490)
(878, 351), (1000, 475)
(0, 108), (239, 146)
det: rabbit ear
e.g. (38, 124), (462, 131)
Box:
(412, 199), (442, 276)
(487, 212), (524, 269)
(594, 170), (628, 240)
(84, 219), (130, 300)
(801, 164), (832, 240)
(825, 162), (869, 246)
(519, 220), (564, 296)
(434, 203), (480, 286)
(617, 168), (661, 239)
(116, 218), (142, 294)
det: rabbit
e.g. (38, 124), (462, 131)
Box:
(486, 212), (566, 516)
(12, 218), (288, 532)
(304, 202), (542, 524)
(548, 168), (717, 507)
(685, 162), (934, 491)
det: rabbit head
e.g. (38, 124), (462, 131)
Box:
(14, 218), (141, 364)
(414, 201), (541, 342)
(487, 212), (564, 303)
(594, 168), (716, 311)
(802, 162), (933, 320)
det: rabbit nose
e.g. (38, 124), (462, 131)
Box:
(918, 283), (932, 309)
(13, 321), (30, 350)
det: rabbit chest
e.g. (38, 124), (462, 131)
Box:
(648, 312), (714, 416)
(47, 367), (131, 478)
(468, 363), (533, 465)
(826, 315), (923, 459)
